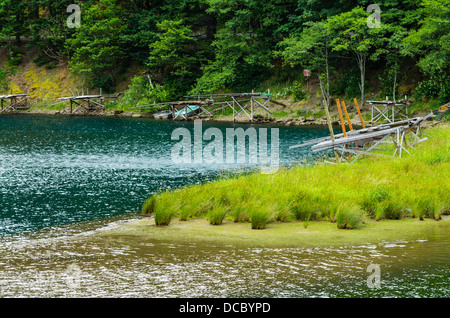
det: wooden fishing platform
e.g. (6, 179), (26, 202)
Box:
(0, 93), (29, 112)
(132, 92), (277, 121)
(57, 95), (105, 114)
(290, 98), (435, 163)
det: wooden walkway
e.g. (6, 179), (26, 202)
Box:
(57, 95), (105, 114)
(132, 92), (276, 121)
(0, 93), (29, 112)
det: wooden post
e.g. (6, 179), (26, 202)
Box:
(70, 99), (73, 114)
(322, 98), (339, 161)
(353, 98), (365, 128)
(250, 96), (254, 121)
(336, 99), (351, 161)
(232, 99), (235, 122)
(336, 99), (347, 137)
(341, 101), (353, 131)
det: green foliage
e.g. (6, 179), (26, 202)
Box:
(154, 193), (178, 226)
(290, 81), (310, 102)
(118, 76), (171, 109)
(7, 46), (23, 67)
(65, 0), (127, 87)
(1, 0), (449, 103)
(208, 203), (229, 225)
(331, 67), (363, 98)
(142, 194), (158, 215)
(336, 205), (364, 229)
(249, 206), (273, 230)
(289, 191), (321, 221)
(382, 201), (406, 220)
(0, 68), (8, 91)
(361, 187), (391, 218)
(403, 0), (450, 102)
(147, 19), (202, 96)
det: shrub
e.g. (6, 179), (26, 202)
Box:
(336, 205), (364, 229)
(154, 209), (177, 226)
(290, 81), (310, 102)
(326, 202), (344, 223)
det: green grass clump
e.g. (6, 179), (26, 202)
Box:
(153, 192), (178, 226)
(142, 194), (158, 215)
(382, 200), (406, 220)
(289, 190), (321, 221)
(249, 206), (273, 230)
(336, 205), (364, 229)
(154, 209), (177, 226)
(208, 204), (229, 225)
(427, 198), (445, 221)
(361, 187), (390, 218)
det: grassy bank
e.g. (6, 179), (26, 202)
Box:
(142, 121), (449, 230)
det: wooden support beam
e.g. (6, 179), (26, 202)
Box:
(354, 98), (365, 128)
(341, 101), (353, 131)
(336, 99), (347, 137)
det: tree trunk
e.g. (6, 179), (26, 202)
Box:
(393, 61), (397, 102)
(356, 52), (366, 108)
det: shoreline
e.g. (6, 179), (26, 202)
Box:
(0, 108), (370, 127)
(94, 215), (450, 248)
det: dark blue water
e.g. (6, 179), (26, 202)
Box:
(0, 114), (331, 236)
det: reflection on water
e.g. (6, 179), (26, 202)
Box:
(0, 218), (449, 298)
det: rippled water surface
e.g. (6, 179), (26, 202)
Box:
(0, 218), (448, 297)
(0, 114), (328, 236)
(0, 114), (448, 298)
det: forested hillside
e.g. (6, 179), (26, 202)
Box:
(0, 0), (448, 109)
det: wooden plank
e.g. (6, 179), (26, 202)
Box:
(312, 126), (406, 152)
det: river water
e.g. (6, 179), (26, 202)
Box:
(0, 114), (448, 298)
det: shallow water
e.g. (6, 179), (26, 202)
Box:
(0, 216), (448, 297)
